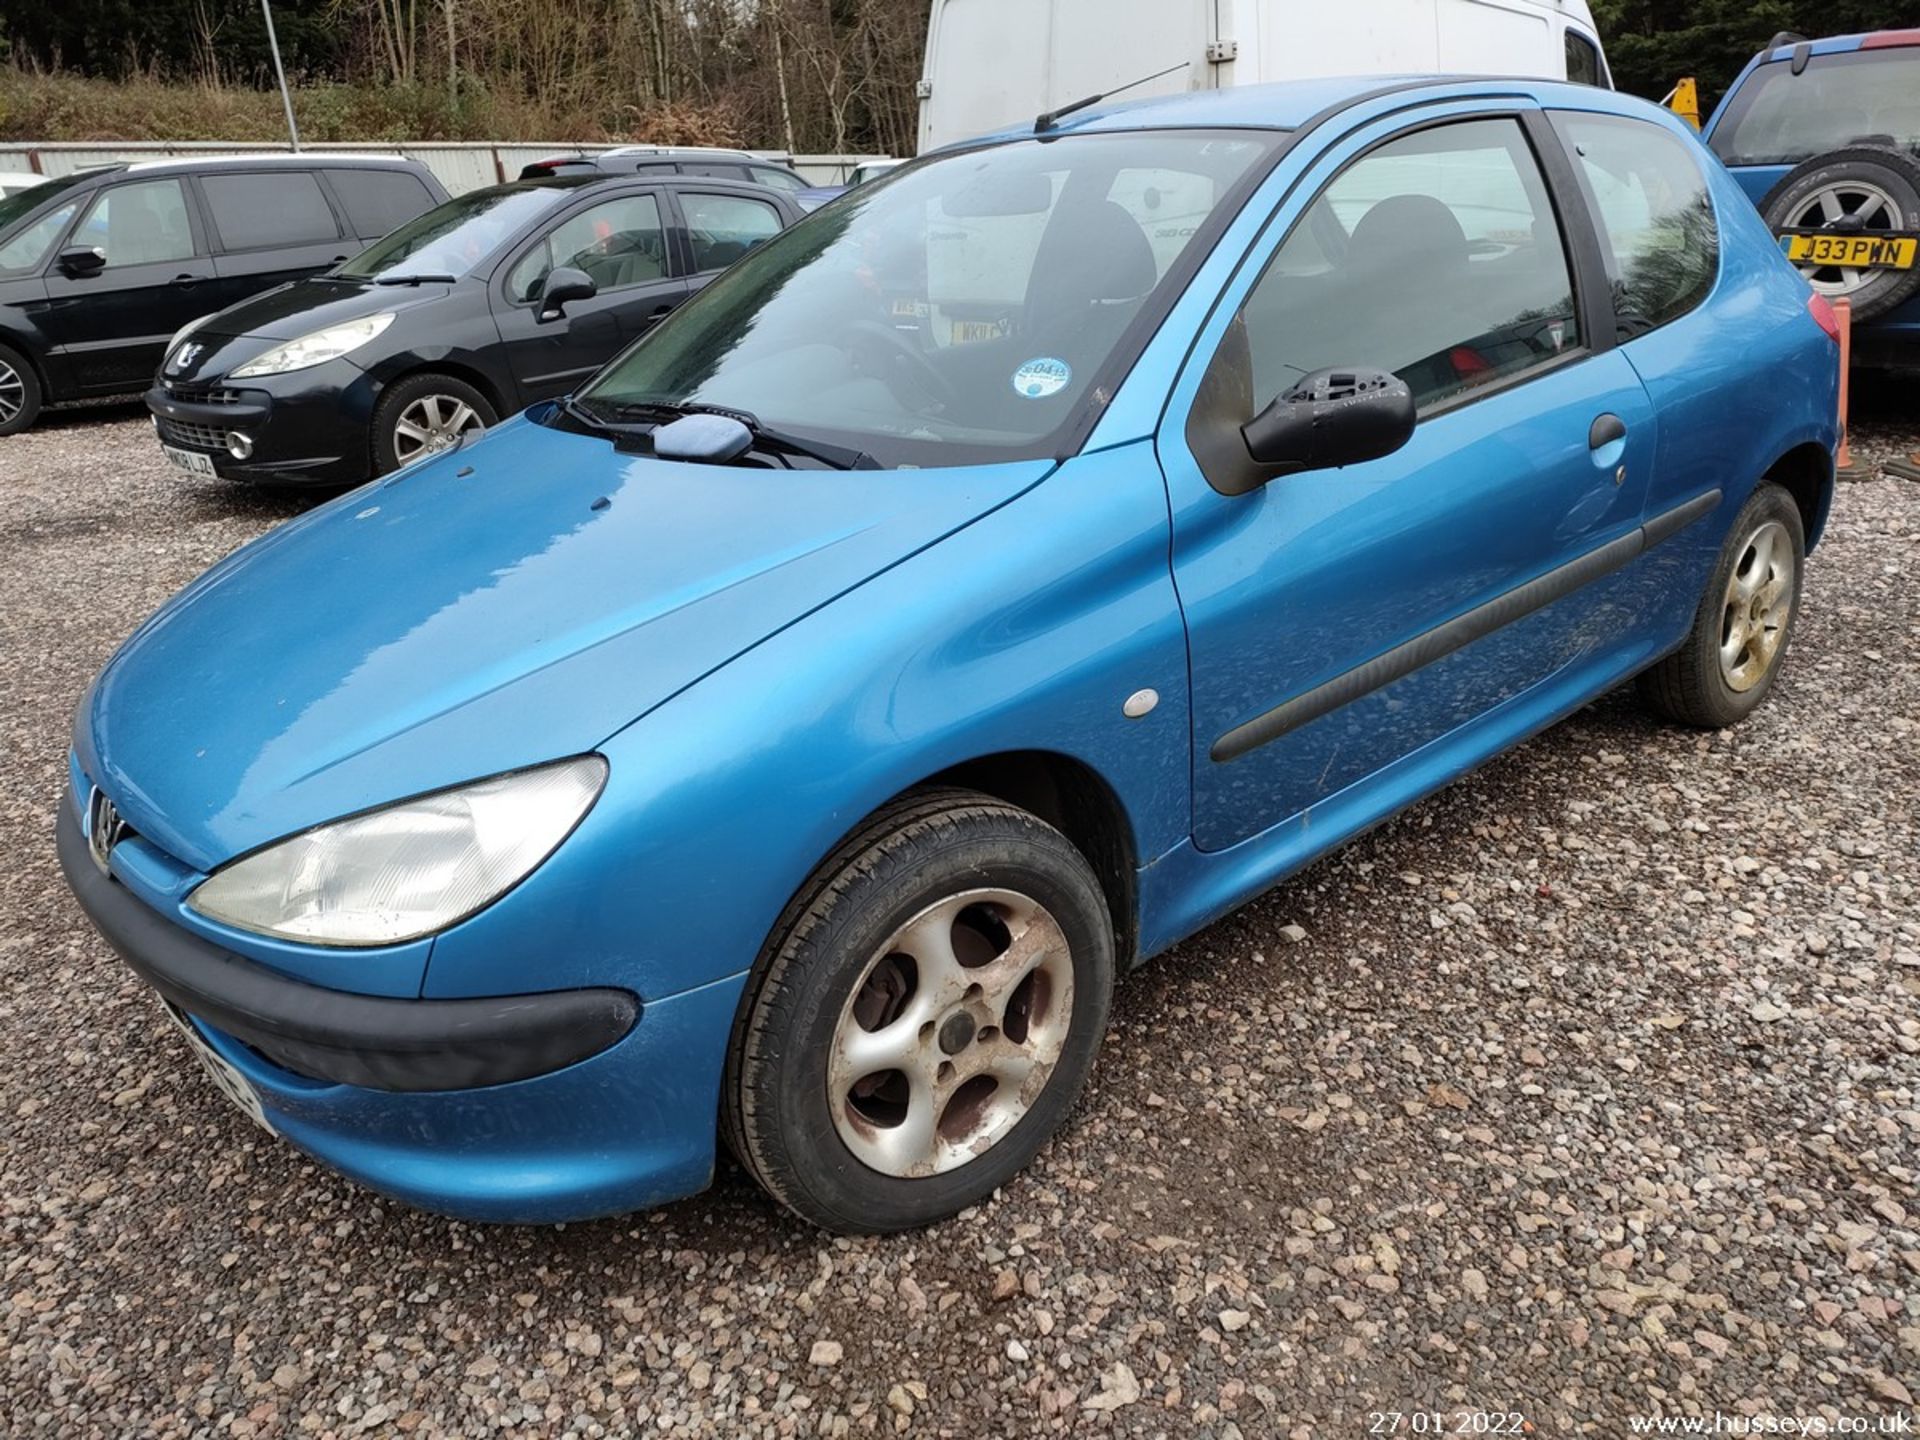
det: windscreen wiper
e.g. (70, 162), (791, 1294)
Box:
(373, 272), (459, 286)
(609, 400), (881, 471)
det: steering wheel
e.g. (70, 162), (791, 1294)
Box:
(840, 320), (957, 411)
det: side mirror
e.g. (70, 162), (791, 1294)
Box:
(58, 246), (106, 279)
(538, 266), (596, 321)
(1241, 367), (1415, 479)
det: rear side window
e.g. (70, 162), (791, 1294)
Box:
(200, 171), (340, 250)
(749, 165), (809, 195)
(1711, 50), (1920, 166)
(77, 179), (196, 267)
(1233, 117), (1581, 415)
(680, 192), (783, 271)
(1565, 31), (1605, 87)
(327, 168), (437, 237)
(1553, 112), (1718, 338)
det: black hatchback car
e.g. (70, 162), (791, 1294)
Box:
(0, 155), (447, 435)
(146, 173), (803, 486)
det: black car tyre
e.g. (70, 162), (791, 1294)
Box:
(371, 372), (497, 474)
(723, 788), (1115, 1233)
(1639, 482), (1805, 729)
(1760, 147), (1920, 322)
(0, 344), (44, 436)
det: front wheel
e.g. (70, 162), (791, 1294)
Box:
(371, 372), (496, 475)
(723, 789), (1115, 1233)
(0, 344), (44, 437)
(1639, 482), (1805, 728)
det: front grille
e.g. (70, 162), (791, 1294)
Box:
(157, 416), (228, 451)
(165, 384), (246, 407)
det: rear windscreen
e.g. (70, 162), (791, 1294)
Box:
(1711, 49), (1920, 166)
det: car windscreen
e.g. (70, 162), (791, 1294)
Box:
(1711, 49), (1920, 166)
(576, 129), (1279, 468)
(0, 172), (91, 276)
(335, 184), (570, 281)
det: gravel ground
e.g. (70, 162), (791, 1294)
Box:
(2, 393), (1918, 1438)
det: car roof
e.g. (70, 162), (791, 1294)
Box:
(957, 75), (1662, 146)
(114, 152), (429, 176)
(1755, 29), (1920, 62)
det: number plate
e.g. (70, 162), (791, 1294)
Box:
(1781, 233), (1919, 270)
(161, 443), (218, 477)
(160, 1000), (276, 1134)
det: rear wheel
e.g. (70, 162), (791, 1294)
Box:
(371, 373), (496, 474)
(0, 344), (43, 436)
(1639, 482), (1805, 728)
(723, 789), (1114, 1232)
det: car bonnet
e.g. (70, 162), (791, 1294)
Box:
(78, 413), (1053, 872)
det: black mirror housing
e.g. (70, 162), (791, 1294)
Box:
(538, 265), (597, 321)
(58, 246), (106, 279)
(1241, 367), (1416, 481)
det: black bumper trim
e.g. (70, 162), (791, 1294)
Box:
(57, 803), (639, 1093)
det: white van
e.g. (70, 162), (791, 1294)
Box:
(917, 0), (1611, 152)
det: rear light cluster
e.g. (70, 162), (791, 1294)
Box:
(1808, 294), (1842, 343)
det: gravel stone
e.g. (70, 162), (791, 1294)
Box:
(2, 399), (1917, 1434)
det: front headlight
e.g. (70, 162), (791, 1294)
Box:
(230, 312), (396, 379)
(188, 756), (607, 946)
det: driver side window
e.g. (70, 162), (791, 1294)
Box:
(1233, 117), (1582, 417)
(508, 193), (666, 303)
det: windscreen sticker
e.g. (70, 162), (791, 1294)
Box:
(1012, 357), (1071, 399)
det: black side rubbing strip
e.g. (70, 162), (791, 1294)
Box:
(1210, 489), (1723, 764)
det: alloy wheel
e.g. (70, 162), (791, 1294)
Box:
(1784, 180), (1903, 296)
(827, 888), (1075, 1178)
(0, 357), (23, 426)
(1719, 519), (1794, 693)
(392, 393), (484, 464)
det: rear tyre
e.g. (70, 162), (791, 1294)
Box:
(0, 344), (44, 437)
(723, 788), (1115, 1233)
(371, 373), (496, 475)
(1638, 482), (1805, 729)
(1761, 147), (1920, 322)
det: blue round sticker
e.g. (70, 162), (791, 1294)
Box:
(1012, 357), (1071, 399)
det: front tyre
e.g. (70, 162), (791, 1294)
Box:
(371, 372), (496, 475)
(0, 344), (44, 436)
(723, 789), (1115, 1233)
(1639, 482), (1805, 728)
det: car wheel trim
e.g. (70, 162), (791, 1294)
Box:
(0, 356), (23, 425)
(826, 887), (1074, 1180)
(1785, 180), (1902, 295)
(392, 393), (483, 463)
(1719, 519), (1793, 693)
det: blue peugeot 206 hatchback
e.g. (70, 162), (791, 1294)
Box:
(61, 77), (1839, 1233)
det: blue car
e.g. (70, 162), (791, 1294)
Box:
(1703, 29), (1920, 362)
(60, 76), (1839, 1233)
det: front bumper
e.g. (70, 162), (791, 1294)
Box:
(57, 799), (741, 1222)
(145, 359), (379, 487)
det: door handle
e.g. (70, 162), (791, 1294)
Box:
(1588, 413), (1627, 450)
(636, 304), (675, 327)
(171, 272), (209, 287)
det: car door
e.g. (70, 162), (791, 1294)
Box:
(197, 168), (354, 317)
(1160, 106), (1660, 852)
(493, 187), (688, 402)
(671, 189), (786, 295)
(36, 175), (213, 391)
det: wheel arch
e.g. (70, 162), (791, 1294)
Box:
(1763, 439), (1835, 550)
(919, 750), (1140, 969)
(380, 357), (510, 419)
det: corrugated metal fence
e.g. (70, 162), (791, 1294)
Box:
(0, 142), (876, 192)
